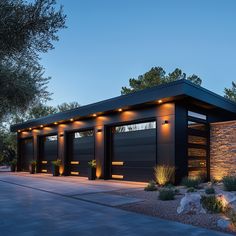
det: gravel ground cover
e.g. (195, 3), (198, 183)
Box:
(107, 186), (235, 235)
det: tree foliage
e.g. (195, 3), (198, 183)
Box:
(0, 0), (66, 121)
(121, 67), (202, 95)
(224, 81), (236, 102)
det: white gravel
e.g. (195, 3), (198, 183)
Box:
(108, 187), (236, 235)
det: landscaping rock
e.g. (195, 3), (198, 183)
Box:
(217, 191), (236, 204)
(217, 217), (231, 229)
(177, 193), (206, 214)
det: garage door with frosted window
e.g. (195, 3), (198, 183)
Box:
(41, 135), (58, 173)
(111, 121), (156, 182)
(68, 130), (95, 176)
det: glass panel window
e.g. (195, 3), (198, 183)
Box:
(74, 130), (94, 138)
(188, 148), (206, 157)
(188, 135), (207, 145)
(188, 111), (207, 120)
(188, 121), (206, 131)
(114, 121), (156, 133)
(45, 135), (57, 141)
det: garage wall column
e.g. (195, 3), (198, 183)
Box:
(95, 126), (104, 179)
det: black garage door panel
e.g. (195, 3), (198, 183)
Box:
(70, 131), (94, 177)
(41, 136), (58, 173)
(112, 123), (156, 182)
(112, 167), (155, 182)
(21, 139), (33, 171)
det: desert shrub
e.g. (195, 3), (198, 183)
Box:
(222, 176), (236, 191)
(205, 187), (215, 194)
(154, 165), (175, 186)
(201, 195), (224, 213)
(181, 177), (201, 188)
(187, 187), (196, 193)
(158, 188), (175, 201)
(144, 180), (157, 191)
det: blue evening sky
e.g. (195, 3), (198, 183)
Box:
(41, 0), (236, 107)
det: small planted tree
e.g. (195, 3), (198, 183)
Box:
(51, 159), (61, 176)
(154, 165), (175, 186)
(88, 160), (96, 180)
(29, 160), (37, 174)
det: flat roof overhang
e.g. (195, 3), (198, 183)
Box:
(11, 79), (236, 132)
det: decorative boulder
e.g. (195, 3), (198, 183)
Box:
(217, 217), (231, 230)
(177, 193), (206, 214)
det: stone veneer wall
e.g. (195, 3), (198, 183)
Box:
(210, 120), (236, 180)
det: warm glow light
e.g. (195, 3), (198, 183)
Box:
(54, 122), (58, 125)
(118, 108), (123, 112)
(112, 162), (124, 166)
(70, 161), (79, 164)
(29, 128), (32, 131)
(42, 169), (47, 173)
(92, 114), (97, 117)
(112, 174), (124, 179)
(40, 125), (43, 128)
(71, 171), (79, 175)
(70, 118), (74, 122)
(59, 166), (64, 175)
(18, 130), (21, 133)
(158, 100), (163, 103)
(42, 161), (47, 164)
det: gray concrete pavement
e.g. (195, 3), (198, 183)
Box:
(0, 173), (231, 236)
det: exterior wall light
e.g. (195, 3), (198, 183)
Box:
(18, 130), (21, 133)
(118, 108), (123, 112)
(40, 125), (43, 128)
(158, 100), (163, 104)
(29, 128), (32, 131)
(92, 114), (97, 117)
(54, 122), (58, 125)
(70, 118), (74, 122)
(162, 120), (169, 125)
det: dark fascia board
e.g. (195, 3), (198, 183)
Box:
(11, 79), (236, 132)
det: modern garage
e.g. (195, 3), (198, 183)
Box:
(12, 80), (236, 182)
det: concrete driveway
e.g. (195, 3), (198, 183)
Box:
(0, 173), (231, 236)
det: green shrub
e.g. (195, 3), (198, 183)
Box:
(154, 165), (175, 186)
(51, 159), (61, 166)
(222, 176), (236, 191)
(187, 187), (196, 193)
(144, 180), (157, 191)
(181, 177), (201, 188)
(201, 195), (224, 213)
(158, 188), (175, 201)
(205, 187), (215, 194)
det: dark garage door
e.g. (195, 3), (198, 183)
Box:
(41, 135), (58, 173)
(21, 138), (34, 171)
(68, 130), (94, 176)
(111, 121), (156, 182)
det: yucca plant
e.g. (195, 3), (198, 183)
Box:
(154, 165), (175, 186)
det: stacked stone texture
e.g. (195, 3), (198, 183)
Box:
(210, 121), (236, 180)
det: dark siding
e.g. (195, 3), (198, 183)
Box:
(175, 102), (188, 183)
